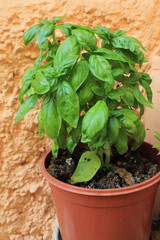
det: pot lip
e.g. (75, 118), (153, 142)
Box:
(40, 142), (160, 196)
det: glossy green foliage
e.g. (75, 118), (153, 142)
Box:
(69, 60), (89, 91)
(82, 100), (109, 143)
(15, 95), (38, 123)
(108, 118), (120, 145)
(153, 132), (160, 150)
(41, 96), (61, 139)
(54, 35), (80, 69)
(56, 81), (79, 128)
(70, 151), (101, 184)
(115, 129), (128, 155)
(15, 17), (153, 184)
(72, 29), (97, 52)
(31, 71), (50, 94)
(89, 55), (114, 85)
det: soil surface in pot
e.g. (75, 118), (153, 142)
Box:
(47, 145), (160, 189)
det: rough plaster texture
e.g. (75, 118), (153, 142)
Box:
(0, 0), (160, 239)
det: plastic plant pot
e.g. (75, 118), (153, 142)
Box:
(41, 142), (160, 240)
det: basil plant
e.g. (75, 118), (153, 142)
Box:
(15, 17), (153, 184)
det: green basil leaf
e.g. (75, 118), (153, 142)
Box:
(112, 68), (124, 78)
(41, 96), (61, 139)
(95, 26), (126, 39)
(124, 73), (142, 85)
(38, 110), (45, 138)
(39, 19), (52, 24)
(70, 151), (101, 184)
(39, 39), (50, 51)
(43, 68), (57, 80)
(115, 128), (128, 155)
(139, 103), (145, 117)
(22, 64), (52, 83)
(139, 80), (152, 103)
(67, 137), (77, 154)
(94, 48), (127, 62)
(61, 23), (77, 30)
(119, 118), (136, 135)
(22, 67), (38, 81)
(108, 100), (119, 111)
(52, 140), (59, 157)
(132, 84), (153, 108)
(24, 24), (42, 45)
(18, 79), (31, 104)
(91, 83), (105, 97)
(67, 117), (82, 153)
(72, 29), (97, 52)
(71, 117), (82, 143)
(49, 79), (59, 93)
(115, 42), (145, 67)
(60, 55), (80, 70)
(26, 87), (35, 97)
(89, 55), (114, 85)
(82, 100), (109, 142)
(141, 73), (152, 84)
(37, 24), (54, 47)
(55, 24), (71, 36)
(48, 43), (59, 58)
(69, 60), (89, 91)
(134, 46), (145, 67)
(108, 118), (120, 145)
(15, 95), (38, 123)
(19, 67), (44, 102)
(56, 81), (79, 128)
(110, 108), (138, 122)
(112, 30), (126, 38)
(54, 35), (80, 69)
(42, 68), (59, 92)
(119, 62), (130, 74)
(119, 108), (139, 121)
(82, 52), (90, 61)
(120, 86), (135, 106)
(111, 35), (136, 52)
(101, 39), (112, 48)
(57, 121), (67, 149)
(131, 120), (146, 151)
(77, 25), (94, 32)
(34, 53), (47, 66)
(107, 88), (122, 102)
(154, 131), (160, 141)
(153, 144), (160, 149)
(115, 49), (137, 65)
(51, 16), (65, 24)
(129, 36), (146, 51)
(77, 75), (94, 106)
(31, 71), (50, 94)
(88, 126), (107, 148)
(94, 26), (111, 37)
(104, 81), (115, 94)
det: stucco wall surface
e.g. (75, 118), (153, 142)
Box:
(0, 0), (160, 239)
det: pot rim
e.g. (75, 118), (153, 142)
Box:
(40, 142), (160, 197)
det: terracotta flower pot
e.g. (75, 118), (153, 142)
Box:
(41, 142), (160, 240)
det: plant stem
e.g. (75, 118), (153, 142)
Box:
(96, 141), (111, 169)
(103, 140), (111, 166)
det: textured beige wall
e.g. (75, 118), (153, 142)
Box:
(0, 0), (160, 239)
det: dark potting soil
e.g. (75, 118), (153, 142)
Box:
(47, 145), (160, 189)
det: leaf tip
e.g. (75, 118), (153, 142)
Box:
(14, 116), (19, 124)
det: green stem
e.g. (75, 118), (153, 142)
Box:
(103, 140), (111, 166)
(95, 141), (111, 169)
(52, 32), (56, 43)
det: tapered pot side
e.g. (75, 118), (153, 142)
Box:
(41, 142), (160, 240)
